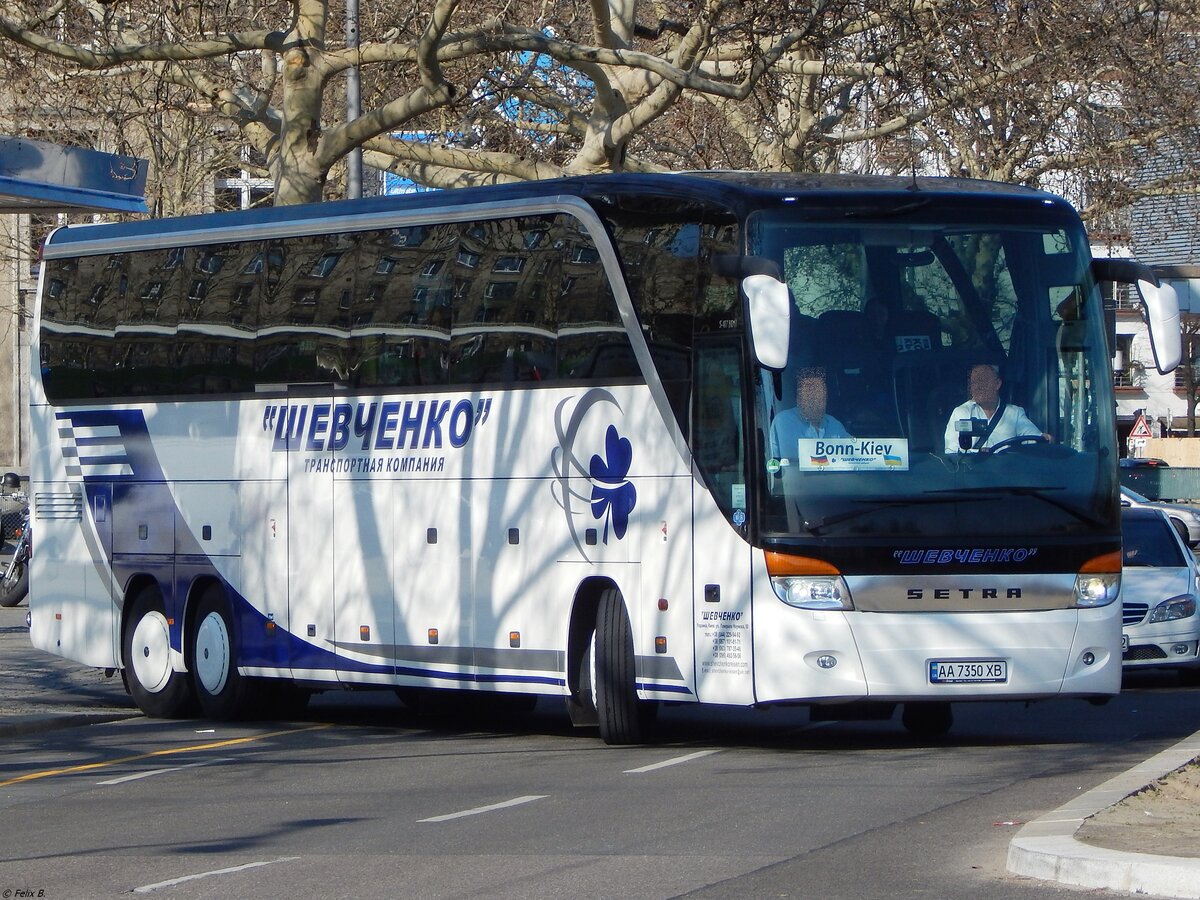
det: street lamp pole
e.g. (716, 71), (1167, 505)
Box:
(346, 0), (363, 199)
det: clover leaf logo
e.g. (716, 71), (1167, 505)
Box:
(589, 424), (636, 542)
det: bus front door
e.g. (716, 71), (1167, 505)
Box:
(691, 344), (755, 705)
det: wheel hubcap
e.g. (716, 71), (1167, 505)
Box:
(130, 611), (173, 694)
(195, 611), (231, 695)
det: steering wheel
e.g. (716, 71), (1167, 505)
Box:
(989, 434), (1049, 454)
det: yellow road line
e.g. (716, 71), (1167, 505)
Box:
(0, 723), (332, 788)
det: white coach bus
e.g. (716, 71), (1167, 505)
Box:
(28, 173), (1180, 742)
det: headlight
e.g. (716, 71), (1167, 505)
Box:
(1074, 573), (1120, 607)
(1148, 593), (1197, 623)
(770, 575), (853, 610)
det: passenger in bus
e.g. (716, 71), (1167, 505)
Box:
(770, 367), (850, 460)
(944, 363), (1049, 453)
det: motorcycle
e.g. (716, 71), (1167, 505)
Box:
(1, 473), (29, 608)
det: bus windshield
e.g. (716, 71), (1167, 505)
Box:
(749, 207), (1118, 542)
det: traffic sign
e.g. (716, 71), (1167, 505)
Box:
(1130, 414), (1152, 438)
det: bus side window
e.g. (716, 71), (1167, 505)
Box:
(693, 344), (745, 516)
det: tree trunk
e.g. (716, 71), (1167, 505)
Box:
(272, 14), (329, 206)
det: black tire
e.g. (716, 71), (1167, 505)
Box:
(190, 585), (258, 720)
(567, 628), (599, 727)
(594, 587), (652, 744)
(0, 558), (28, 607)
(123, 585), (195, 717)
(901, 701), (954, 737)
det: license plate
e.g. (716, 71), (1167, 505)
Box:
(929, 659), (1008, 684)
(1122, 634), (1129, 652)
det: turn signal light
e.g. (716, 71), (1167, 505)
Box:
(765, 551), (840, 576)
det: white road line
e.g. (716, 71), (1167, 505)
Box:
(133, 857), (299, 893)
(418, 794), (548, 822)
(624, 749), (722, 774)
(97, 757), (233, 786)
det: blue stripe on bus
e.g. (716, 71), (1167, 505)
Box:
(71, 403), (695, 693)
(637, 682), (694, 695)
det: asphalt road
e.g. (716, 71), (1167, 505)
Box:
(2, 605), (1200, 899)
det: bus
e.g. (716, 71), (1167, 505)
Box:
(28, 173), (1180, 743)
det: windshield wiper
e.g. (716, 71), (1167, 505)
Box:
(803, 485), (1108, 535)
(803, 494), (964, 534)
(923, 486), (1109, 528)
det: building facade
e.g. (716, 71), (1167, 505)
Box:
(1118, 142), (1200, 451)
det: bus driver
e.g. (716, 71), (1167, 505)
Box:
(944, 362), (1050, 453)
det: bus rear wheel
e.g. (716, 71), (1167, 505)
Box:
(123, 585), (194, 718)
(190, 586), (257, 720)
(594, 587), (654, 745)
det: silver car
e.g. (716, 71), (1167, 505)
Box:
(1120, 486), (1200, 548)
(1120, 507), (1200, 684)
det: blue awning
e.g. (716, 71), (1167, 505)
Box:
(0, 135), (147, 214)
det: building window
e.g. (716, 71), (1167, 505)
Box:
(214, 147), (274, 210)
(569, 245), (600, 265)
(308, 252), (343, 278)
(1114, 334), (1137, 388)
(493, 256), (526, 273)
(1112, 282), (1136, 312)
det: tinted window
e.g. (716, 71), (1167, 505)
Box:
(39, 209), (644, 400)
(597, 194), (740, 432)
(1123, 513), (1186, 568)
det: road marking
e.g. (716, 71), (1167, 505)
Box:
(132, 857), (299, 893)
(0, 724), (331, 789)
(419, 795), (548, 822)
(624, 749), (721, 774)
(97, 756), (234, 786)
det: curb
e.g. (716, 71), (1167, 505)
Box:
(1008, 729), (1200, 898)
(0, 711), (140, 738)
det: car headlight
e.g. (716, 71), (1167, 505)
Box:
(1148, 593), (1197, 623)
(770, 575), (853, 610)
(1074, 573), (1120, 608)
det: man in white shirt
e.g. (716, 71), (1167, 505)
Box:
(770, 368), (850, 459)
(944, 363), (1049, 453)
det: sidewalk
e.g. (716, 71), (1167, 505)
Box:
(1008, 734), (1195, 897)
(0, 605), (137, 737)
(1008, 730), (1200, 898)
(3, 606), (1200, 896)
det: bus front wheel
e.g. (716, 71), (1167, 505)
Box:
(594, 588), (654, 744)
(123, 585), (194, 718)
(190, 586), (256, 720)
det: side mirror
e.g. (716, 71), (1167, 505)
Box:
(1092, 259), (1181, 374)
(743, 274), (791, 370)
(1139, 279), (1181, 373)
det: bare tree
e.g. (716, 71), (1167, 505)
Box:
(881, 1), (1200, 218)
(0, 0), (1196, 214)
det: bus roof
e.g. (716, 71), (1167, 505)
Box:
(42, 171), (1070, 254)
